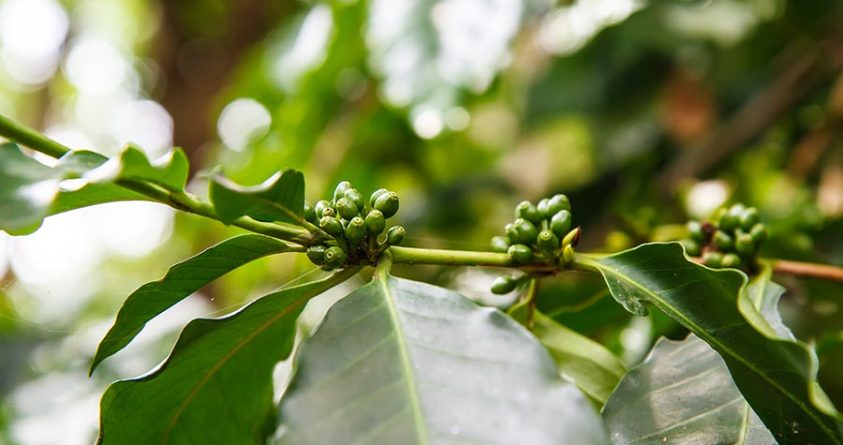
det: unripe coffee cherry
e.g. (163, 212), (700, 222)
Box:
(508, 244), (532, 263)
(681, 239), (701, 256)
(306, 245), (326, 264)
(319, 216), (343, 236)
(322, 206), (336, 218)
(369, 188), (389, 207)
(721, 253), (742, 269)
(749, 223), (767, 243)
(491, 275), (518, 294)
(333, 181), (352, 202)
(345, 217), (366, 245)
(536, 230), (559, 251)
(687, 221), (704, 242)
(714, 231), (733, 251)
(537, 198), (550, 218)
(387, 225), (406, 245)
(491, 235), (511, 253)
(505, 223), (518, 242)
(303, 201), (317, 224)
(324, 246), (347, 268)
(365, 209), (386, 235)
(344, 188), (365, 210)
(374, 191), (400, 218)
(735, 233), (755, 256)
(515, 201), (542, 223)
(739, 207), (759, 231)
(562, 244), (575, 264)
(703, 251), (723, 268)
(719, 208), (739, 231)
(550, 210), (572, 239)
(513, 218), (538, 244)
(336, 197), (359, 220)
(314, 200), (331, 217)
(546, 194), (571, 215)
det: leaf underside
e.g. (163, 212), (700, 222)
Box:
(274, 272), (608, 445)
(98, 270), (356, 445)
(583, 242), (843, 444)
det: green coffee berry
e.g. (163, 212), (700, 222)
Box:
(365, 209), (386, 235)
(562, 227), (581, 248)
(550, 210), (572, 239)
(324, 246), (346, 268)
(491, 235), (511, 253)
(314, 200), (331, 216)
(333, 181), (352, 202)
(303, 201), (317, 224)
(681, 239), (701, 256)
(319, 216), (343, 236)
(721, 253), (742, 269)
(515, 201), (542, 223)
(336, 197), (359, 220)
(370, 188), (389, 207)
(703, 251), (723, 268)
(735, 233), (755, 256)
(345, 217), (366, 245)
(491, 275), (518, 294)
(687, 221), (704, 242)
(739, 207), (759, 231)
(344, 188), (365, 210)
(537, 198), (550, 218)
(562, 244), (575, 264)
(536, 230), (559, 251)
(546, 194), (571, 215)
(322, 206), (336, 218)
(749, 223), (767, 243)
(719, 211), (738, 231)
(505, 223), (519, 242)
(387, 225), (406, 245)
(714, 231), (733, 251)
(374, 191), (400, 218)
(513, 218), (538, 244)
(306, 245), (326, 264)
(508, 244), (532, 263)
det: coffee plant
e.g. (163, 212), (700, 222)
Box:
(1, 112), (842, 445)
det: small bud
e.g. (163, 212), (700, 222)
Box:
(739, 207), (759, 231)
(562, 227), (581, 248)
(680, 239), (701, 256)
(508, 244), (533, 264)
(314, 200), (331, 217)
(735, 233), (755, 256)
(749, 223), (767, 244)
(513, 218), (538, 244)
(369, 188), (389, 207)
(562, 244), (575, 264)
(333, 181), (352, 202)
(336, 197), (359, 220)
(303, 201), (317, 224)
(324, 246), (347, 268)
(344, 188), (365, 211)
(491, 236), (511, 253)
(491, 275), (518, 294)
(550, 210), (572, 239)
(536, 230), (559, 252)
(387, 225), (406, 245)
(515, 201), (542, 223)
(365, 209), (386, 235)
(703, 251), (723, 268)
(319, 216), (343, 236)
(546, 194), (571, 215)
(374, 191), (400, 218)
(306, 245), (326, 265)
(714, 231), (733, 251)
(687, 221), (704, 242)
(345, 217), (366, 245)
(721, 253), (742, 269)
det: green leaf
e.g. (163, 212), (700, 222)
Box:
(91, 234), (294, 373)
(98, 269), (358, 445)
(114, 145), (189, 192)
(209, 170), (305, 225)
(0, 142), (64, 234)
(509, 303), (626, 405)
(274, 270), (608, 445)
(603, 335), (776, 444)
(579, 242), (843, 444)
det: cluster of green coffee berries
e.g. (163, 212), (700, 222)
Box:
(682, 203), (768, 270)
(303, 181), (405, 270)
(489, 194), (581, 294)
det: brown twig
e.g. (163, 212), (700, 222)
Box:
(769, 259), (843, 283)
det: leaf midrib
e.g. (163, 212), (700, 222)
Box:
(584, 256), (840, 444)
